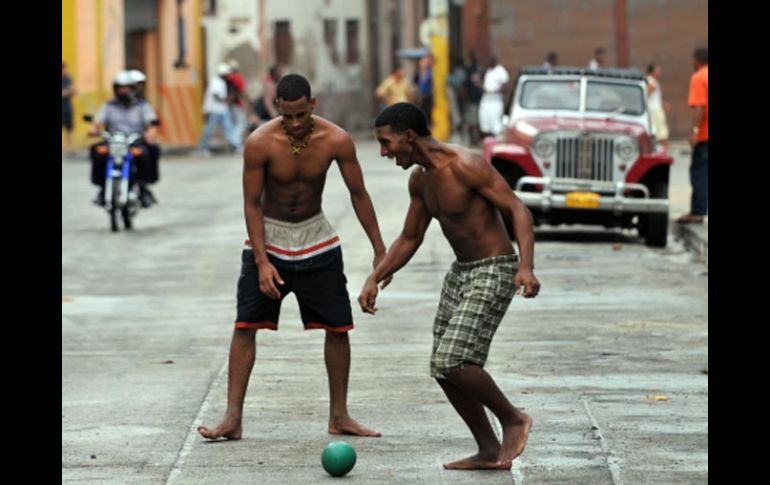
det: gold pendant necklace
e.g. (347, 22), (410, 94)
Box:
(284, 117), (314, 156)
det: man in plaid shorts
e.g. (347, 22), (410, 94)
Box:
(360, 103), (540, 470)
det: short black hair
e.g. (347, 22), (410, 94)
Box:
(547, 52), (558, 63)
(693, 47), (708, 64)
(595, 47), (606, 55)
(276, 74), (311, 101)
(646, 62), (657, 74)
(375, 103), (431, 136)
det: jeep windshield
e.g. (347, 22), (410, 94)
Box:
(520, 80), (580, 110)
(520, 79), (645, 115)
(585, 82), (644, 115)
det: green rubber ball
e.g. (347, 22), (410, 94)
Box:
(321, 440), (357, 477)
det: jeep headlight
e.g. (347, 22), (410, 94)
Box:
(532, 137), (555, 158)
(614, 137), (638, 161)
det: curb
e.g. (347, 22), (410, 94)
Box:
(673, 221), (708, 266)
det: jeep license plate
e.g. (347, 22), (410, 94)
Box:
(565, 192), (601, 209)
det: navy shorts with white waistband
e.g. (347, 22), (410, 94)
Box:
(234, 247), (354, 332)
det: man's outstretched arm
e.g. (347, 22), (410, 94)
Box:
(335, 134), (388, 264)
(359, 170), (432, 314)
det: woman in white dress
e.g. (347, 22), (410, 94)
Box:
(646, 63), (669, 152)
(478, 57), (510, 138)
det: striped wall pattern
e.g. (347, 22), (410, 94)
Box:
(159, 85), (200, 145)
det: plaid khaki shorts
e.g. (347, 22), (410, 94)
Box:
(430, 254), (518, 379)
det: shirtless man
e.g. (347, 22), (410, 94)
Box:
(360, 102), (540, 469)
(198, 74), (387, 440)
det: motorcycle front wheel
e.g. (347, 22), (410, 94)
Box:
(122, 205), (133, 230)
(110, 177), (121, 232)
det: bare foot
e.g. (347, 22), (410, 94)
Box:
(443, 453), (511, 470)
(328, 415), (381, 437)
(197, 417), (242, 440)
(498, 412), (533, 465)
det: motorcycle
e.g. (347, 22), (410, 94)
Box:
(84, 114), (144, 232)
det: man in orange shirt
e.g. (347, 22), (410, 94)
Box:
(678, 47), (708, 223)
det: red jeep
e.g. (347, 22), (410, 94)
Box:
(486, 67), (673, 247)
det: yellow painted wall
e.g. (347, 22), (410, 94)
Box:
(76, 0), (100, 94)
(62, 1), (76, 67)
(62, 0), (80, 147)
(101, 0), (126, 93)
(144, 31), (160, 109)
(431, 17), (450, 142)
(156, 0), (202, 145)
(62, 0), (122, 148)
(75, 0), (104, 136)
(62, 0), (203, 148)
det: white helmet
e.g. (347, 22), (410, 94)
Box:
(228, 59), (240, 71)
(217, 62), (232, 76)
(128, 69), (146, 83)
(113, 70), (136, 86)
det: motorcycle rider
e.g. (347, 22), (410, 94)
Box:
(127, 69), (161, 206)
(88, 71), (159, 207)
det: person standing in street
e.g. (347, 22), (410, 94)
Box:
(226, 60), (250, 144)
(197, 74), (388, 441)
(375, 65), (415, 107)
(197, 63), (243, 155)
(478, 57), (509, 138)
(646, 62), (670, 153)
(678, 47), (708, 224)
(542, 51), (558, 70)
(463, 51), (484, 146)
(62, 62), (76, 154)
(588, 47), (607, 69)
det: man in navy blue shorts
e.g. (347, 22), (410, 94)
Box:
(198, 74), (388, 440)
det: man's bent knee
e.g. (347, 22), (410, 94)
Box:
(432, 352), (478, 380)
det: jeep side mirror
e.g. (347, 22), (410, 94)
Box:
(83, 114), (93, 122)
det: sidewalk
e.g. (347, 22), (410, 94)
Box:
(667, 140), (708, 266)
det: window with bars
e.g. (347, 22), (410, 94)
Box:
(345, 19), (359, 64)
(274, 21), (293, 65)
(324, 19), (339, 64)
(202, 0), (216, 16)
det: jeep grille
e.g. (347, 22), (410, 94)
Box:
(556, 136), (614, 181)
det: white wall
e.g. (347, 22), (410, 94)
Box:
(201, 0), (374, 129)
(265, 0), (367, 92)
(200, 0), (260, 86)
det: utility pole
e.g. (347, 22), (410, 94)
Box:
(615, 0), (630, 67)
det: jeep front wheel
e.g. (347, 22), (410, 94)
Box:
(643, 181), (668, 248)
